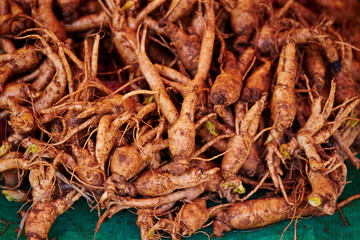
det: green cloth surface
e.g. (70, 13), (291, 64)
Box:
(1, 160), (359, 240)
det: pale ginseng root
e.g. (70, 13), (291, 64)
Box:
(241, 58), (272, 102)
(165, 0), (215, 175)
(229, 0), (259, 48)
(212, 193), (320, 237)
(39, 93), (137, 125)
(64, 11), (110, 32)
(31, 0), (68, 41)
(212, 178), (315, 237)
(0, 97), (35, 134)
(265, 41), (297, 204)
(96, 184), (207, 233)
(134, 166), (215, 197)
(210, 47), (255, 106)
(303, 44), (327, 90)
(0, 46), (43, 92)
(97, 161), (222, 233)
(295, 81), (337, 172)
(166, 91), (197, 175)
(131, 23), (179, 124)
(148, 198), (209, 239)
(127, 0), (167, 30)
(144, 17), (201, 74)
(95, 111), (133, 172)
(306, 162), (347, 215)
(99, 124), (169, 206)
(56, 0), (81, 23)
(281, 81), (358, 214)
(70, 142), (105, 188)
(24, 166), (82, 240)
(220, 95), (267, 202)
(161, 0), (198, 24)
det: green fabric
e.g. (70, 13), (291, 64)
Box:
(1, 161), (359, 240)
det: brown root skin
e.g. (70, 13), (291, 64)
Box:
(145, 18), (201, 74)
(0, 158), (30, 172)
(304, 44), (326, 90)
(269, 42), (297, 133)
(313, 98), (360, 146)
(100, 139), (169, 205)
(109, 145), (143, 181)
(97, 185), (206, 233)
(25, 167), (81, 240)
(178, 198), (209, 235)
(0, 82), (36, 106)
(210, 49), (253, 106)
(0, 97), (35, 134)
(334, 69), (359, 105)
(32, 34), (69, 112)
(210, 69), (243, 106)
(265, 42), (297, 192)
(237, 46), (255, 73)
(31, 58), (56, 91)
(239, 145), (262, 177)
(167, 25), (201, 73)
(51, 109), (85, 143)
(155, 64), (191, 85)
(21, 137), (58, 159)
(75, 94), (137, 119)
(25, 194), (81, 240)
(65, 11), (109, 32)
(71, 144), (105, 187)
(214, 105), (235, 129)
(137, 209), (159, 240)
(197, 126), (228, 152)
(32, 0), (68, 41)
(111, 13), (138, 72)
(25, 166), (59, 239)
(307, 168), (340, 215)
(150, 218), (180, 240)
(1, 169), (19, 188)
(161, 0), (198, 23)
(0, 46), (43, 92)
(0, 14), (32, 35)
(134, 167), (207, 197)
(241, 60), (272, 102)
(56, 0), (80, 23)
(134, 161), (220, 198)
(110, 184), (206, 210)
(134, 25), (179, 124)
(202, 163), (224, 193)
(257, 24), (277, 55)
(257, 20), (340, 65)
(25, 199), (60, 240)
(221, 96), (266, 200)
(167, 91), (197, 175)
(221, 133), (253, 179)
(230, 0), (259, 47)
(151, 198), (209, 238)
(108, 139), (169, 182)
(307, 160), (347, 215)
(213, 197), (290, 237)
(0, 38), (17, 54)
(9, 108), (35, 134)
(103, 174), (137, 198)
(212, 195), (321, 237)
(296, 82), (336, 171)
(291, 2), (318, 25)
(95, 112), (133, 171)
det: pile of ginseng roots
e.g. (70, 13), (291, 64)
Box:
(0, 0), (360, 239)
